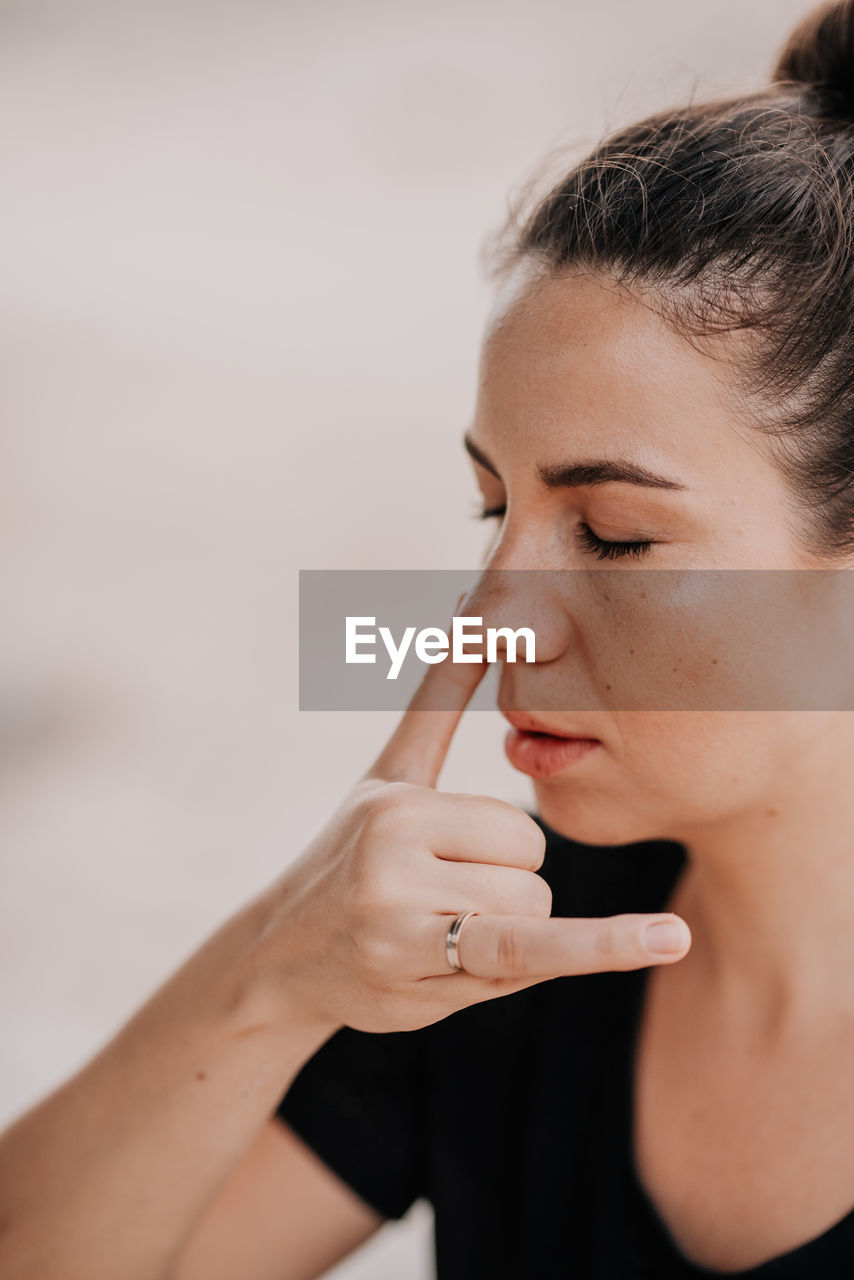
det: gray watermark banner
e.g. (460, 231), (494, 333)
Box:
(299, 569), (854, 710)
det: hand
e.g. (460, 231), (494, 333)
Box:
(261, 644), (691, 1035)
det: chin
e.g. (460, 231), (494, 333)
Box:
(532, 785), (667, 848)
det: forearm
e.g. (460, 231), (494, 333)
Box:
(0, 891), (339, 1280)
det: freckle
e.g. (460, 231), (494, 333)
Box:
(605, 683), (612, 690)
(196, 1071), (207, 1082)
(628, 648), (635, 655)
(765, 808), (780, 818)
(640, 591), (646, 599)
(711, 658), (718, 665)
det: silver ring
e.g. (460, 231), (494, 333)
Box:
(445, 911), (478, 972)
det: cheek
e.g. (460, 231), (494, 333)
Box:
(534, 712), (827, 846)
(546, 570), (845, 715)
(617, 713), (775, 789)
(609, 711), (833, 814)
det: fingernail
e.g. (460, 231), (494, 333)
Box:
(644, 918), (690, 955)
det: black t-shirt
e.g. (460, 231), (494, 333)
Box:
(275, 817), (854, 1278)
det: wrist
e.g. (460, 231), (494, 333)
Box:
(218, 890), (343, 1049)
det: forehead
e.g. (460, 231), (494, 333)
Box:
(476, 265), (752, 471)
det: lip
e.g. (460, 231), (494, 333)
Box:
(501, 710), (602, 780)
(501, 709), (601, 740)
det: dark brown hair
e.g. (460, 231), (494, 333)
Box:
(494, 1), (854, 557)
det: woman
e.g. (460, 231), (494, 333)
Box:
(4, 1), (854, 1276)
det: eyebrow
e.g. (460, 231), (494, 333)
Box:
(463, 432), (689, 492)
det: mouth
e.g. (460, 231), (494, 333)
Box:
(501, 709), (601, 741)
(500, 709), (602, 779)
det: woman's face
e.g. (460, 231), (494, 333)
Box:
(465, 266), (854, 845)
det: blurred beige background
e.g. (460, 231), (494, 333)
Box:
(0, 0), (815, 1274)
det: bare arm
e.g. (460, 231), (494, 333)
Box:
(0, 896), (346, 1280)
(171, 1119), (385, 1280)
(0, 650), (689, 1280)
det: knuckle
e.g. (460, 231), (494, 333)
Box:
(496, 921), (528, 975)
(496, 804), (546, 870)
(594, 916), (643, 970)
(531, 874), (553, 917)
(358, 783), (424, 843)
(520, 822), (548, 872)
(454, 796), (547, 871)
(507, 865), (555, 916)
(350, 921), (397, 976)
(347, 857), (398, 917)
(594, 917), (622, 967)
(349, 776), (386, 805)
(499, 869), (551, 918)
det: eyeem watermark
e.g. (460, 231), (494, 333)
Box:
(300, 569), (854, 711)
(345, 615), (536, 680)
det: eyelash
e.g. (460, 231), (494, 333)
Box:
(475, 504), (655, 561)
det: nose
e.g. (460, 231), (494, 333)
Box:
(460, 565), (574, 666)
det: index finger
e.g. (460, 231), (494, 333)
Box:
(362, 623), (489, 789)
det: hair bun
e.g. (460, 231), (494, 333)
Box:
(773, 0), (854, 121)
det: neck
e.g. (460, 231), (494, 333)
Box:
(668, 716), (854, 1026)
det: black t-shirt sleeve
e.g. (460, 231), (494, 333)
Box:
(275, 1023), (430, 1221)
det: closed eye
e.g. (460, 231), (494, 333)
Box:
(474, 504), (655, 560)
(575, 524), (654, 561)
